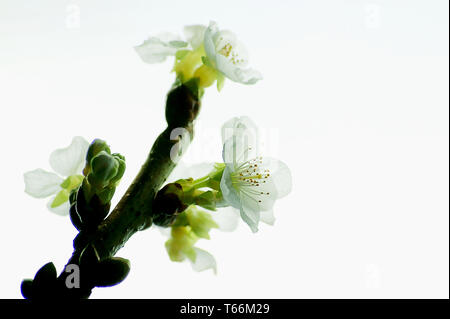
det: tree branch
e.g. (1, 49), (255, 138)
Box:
(22, 83), (201, 299)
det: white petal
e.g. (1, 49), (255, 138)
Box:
(240, 179), (277, 212)
(49, 136), (89, 177)
(204, 21), (219, 66)
(215, 54), (241, 82)
(260, 209), (275, 225)
(46, 197), (70, 216)
(24, 169), (63, 198)
(212, 207), (240, 232)
(190, 248), (217, 274)
(216, 55), (261, 85)
(240, 200), (260, 233)
(222, 134), (258, 168)
(221, 116), (259, 145)
(135, 32), (186, 64)
(220, 165), (242, 209)
(262, 157), (292, 199)
(233, 67), (263, 84)
(183, 25), (206, 49)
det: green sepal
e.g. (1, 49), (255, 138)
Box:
(176, 49), (191, 60)
(96, 187), (116, 205)
(194, 191), (217, 211)
(216, 73), (225, 91)
(51, 189), (70, 208)
(201, 56), (213, 68)
(60, 174), (84, 190)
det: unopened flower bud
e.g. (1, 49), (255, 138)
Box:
(165, 83), (201, 128)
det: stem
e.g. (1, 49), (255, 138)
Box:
(189, 175), (211, 190)
(52, 83), (201, 298)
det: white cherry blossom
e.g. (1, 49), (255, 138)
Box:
(24, 136), (89, 216)
(220, 117), (292, 232)
(203, 21), (262, 85)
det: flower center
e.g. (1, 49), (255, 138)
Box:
(216, 36), (247, 66)
(218, 43), (233, 57)
(230, 157), (271, 202)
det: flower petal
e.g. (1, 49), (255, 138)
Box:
(220, 165), (242, 209)
(183, 25), (206, 50)
(262, 157), (292, 199)
(240, 200), (260, 233)
(221, 116), (259, 145)
(212, 207), (240, 232)
(190, 248), (217, 274)
(49, 136), (89, 177)
(24, 169), (63, 198)
(46, 196), (70, 216)
(135, 32), (187, 64)
(204, 21), (219, 66)
(233, 67), (263, 85)
(260, 209), (275, 225)
(222, 133), (258, 168)
(215, 55), (261, 85)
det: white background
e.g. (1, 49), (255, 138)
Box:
(0, 0), (448, 298)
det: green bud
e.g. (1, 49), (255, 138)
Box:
(84, 139), (111, 176)
(152, 183), (187, 227)
(89, 151), (119, 188)
(32, 262), (57, 298)
(166, 83), (201, 128)
(94, 257), (130, 287)
(109, 154), (126, 186)
(20, 279), (33, 299)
